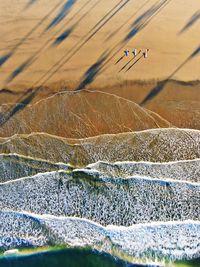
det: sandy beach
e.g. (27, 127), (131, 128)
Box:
(0, 2), (200, 265)
(0, 0), (199, 91)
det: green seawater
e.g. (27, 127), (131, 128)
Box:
(0, 246), (199, 267)
(0, 247), (143, 267)
(173, 259), (200, 267)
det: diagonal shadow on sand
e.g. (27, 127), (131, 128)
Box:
(45, 0), (77, 32)
(179, 10), (200, 35)
(0, 0), (64, 68)
(140, 45), (200, 105)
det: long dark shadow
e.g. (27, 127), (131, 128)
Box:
(0, 53), (108, 125)
(15, 0), (118, 86)
(85, 0), (123, 37)
(126, 54), (144, 72)
(0, 0), (103, 122)
(72, 0), (171, 79)
(124, 0), (170, 42)
(39, 0), (93, 38)
(25, 0), (38, 10)
(115, 55), (125, 64)
(105, 0), (151, 42)
(100, 0), (172, 74)
(4, 0), (97, 84)
(179, 10), (200, 34)
(0, 0), (64, 67)
(0, 88), (39, 126)
(140, 45), (200, 105)
(45, 0), (77, 32)
(0, 53), (12, 67)
(52, 0), (99, 46)
(119, 51), (141, 72)
(52, 27), (74, 46)
(31, 0), (131, 88)
(119, 56), (135, 72)
(6, 57), (34, 83)
(75, 52), (109, 91)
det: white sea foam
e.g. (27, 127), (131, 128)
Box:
(1, 128), (200, 165)
(0, 171), (199, 225)
(0, 211), (199, 262)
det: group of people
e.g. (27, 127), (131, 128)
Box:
(124, 48), (149, 58)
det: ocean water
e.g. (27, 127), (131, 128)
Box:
(0, 247), (199, 267)
(0, 247), (140, 267)
(0, 0), (200, 265)
(0, 146), (200, 266)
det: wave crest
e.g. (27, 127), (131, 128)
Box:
(1, 211), (200, 262)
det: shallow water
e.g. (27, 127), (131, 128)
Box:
(0, 133), (200, 266)
(1, 211), (200, 264)
(0, 247), (155, 267)
(0, 247), (199, 267)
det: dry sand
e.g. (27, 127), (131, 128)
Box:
(0, 0), (199, 130)
(0, 0), (199, 89)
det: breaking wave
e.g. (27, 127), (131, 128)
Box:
(0, 153), (72, 182)
(87, 159), (200, 183)
(1, 128), (200, 165)
(0, 170), (199, 225)
(1, 153), (200, 183)
(0, 211), (199, 262)
(1, 131), (199, 265)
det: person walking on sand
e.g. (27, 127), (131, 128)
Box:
(124, 49), (129, 57)
(143, 48), (149, 59)
(132, 48), (137, 57)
